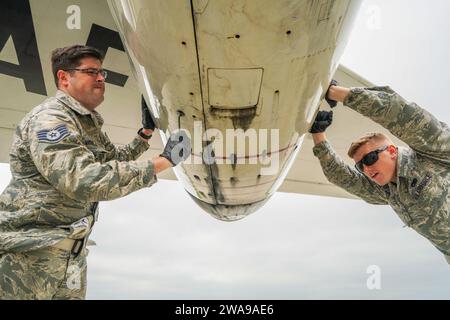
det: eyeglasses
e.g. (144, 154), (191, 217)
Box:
(65, 68), (108, 79)
(355, 146), (388, 173)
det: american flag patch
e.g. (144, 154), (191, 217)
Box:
(37, 124), (70, 143)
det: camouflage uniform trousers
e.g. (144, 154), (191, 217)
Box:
(0, 247), (88, 300)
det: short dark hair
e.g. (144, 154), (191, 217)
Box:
(51, 45), (104, 88)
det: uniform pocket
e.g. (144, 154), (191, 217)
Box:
(83, 138), (108, 162)
(407, 172), (447, 222)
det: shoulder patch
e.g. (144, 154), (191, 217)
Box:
(37, 124), (70, 143)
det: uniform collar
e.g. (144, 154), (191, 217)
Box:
(56, 90), (92, 115)
(55, 90), (104, 126)
(396, 146), (416, 179)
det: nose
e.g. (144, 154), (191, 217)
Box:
(96, 72), (106, 82)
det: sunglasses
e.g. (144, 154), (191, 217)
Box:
(355, 146), (388, 173)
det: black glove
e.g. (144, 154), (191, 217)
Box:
(160, 130), (192, 166)
(325, 79), (338, 108)
(309, 111), (333, 133)
(141, 96), (156, 130)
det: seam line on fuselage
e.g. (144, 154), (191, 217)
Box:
(189, 0), (219, 205)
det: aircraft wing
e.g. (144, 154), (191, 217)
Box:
(278, 64), (405, 199)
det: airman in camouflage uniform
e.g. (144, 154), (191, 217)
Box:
(0, 45), (190, 299)
(310, 84), (450, 265)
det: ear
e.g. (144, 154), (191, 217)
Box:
(56, 70), (69, 88)
(388, 145), (398, 159)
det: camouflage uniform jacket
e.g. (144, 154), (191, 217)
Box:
(313, 86), (450, 262)
(0, 90), (157, 253)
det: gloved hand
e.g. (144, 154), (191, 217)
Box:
(325, 79), (338, 108)
(309, 111), (333, 133)
(160, 130), (192, 166)
(141, 95), (156, 131)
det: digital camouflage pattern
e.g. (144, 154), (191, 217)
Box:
(0, 246), (87, 300)
(313, 86), (450, 264)
(0, 90), (157, 299)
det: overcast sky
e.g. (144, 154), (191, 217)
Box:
(1, 0), (449, 299)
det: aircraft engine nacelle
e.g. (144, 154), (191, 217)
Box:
(108, 0), (362, 221)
